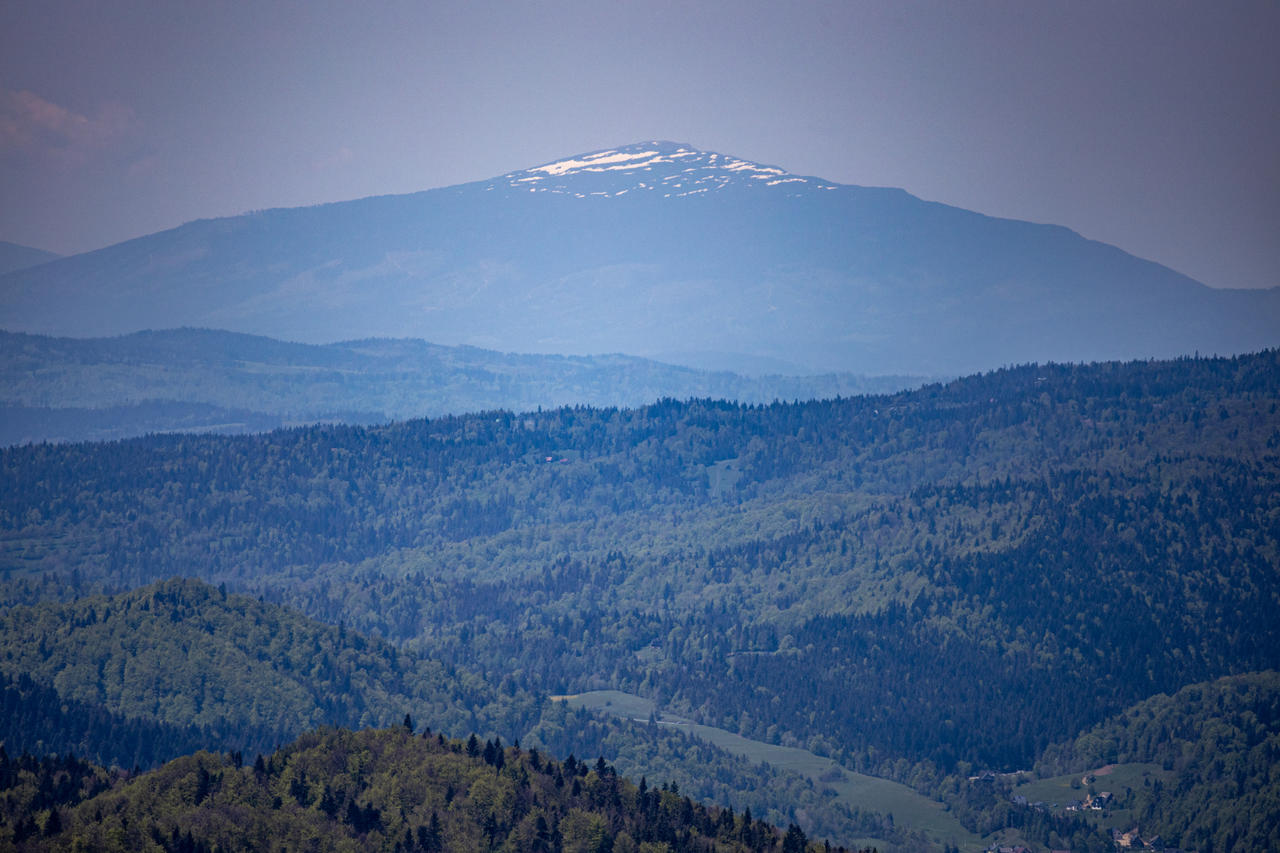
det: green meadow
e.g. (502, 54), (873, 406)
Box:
(553, 689), (984, 851)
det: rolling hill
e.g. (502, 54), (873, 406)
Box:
(1030, 672), (1280, 852)
(3, 352), (1276, 759)
(11, 726), (857, 853)
(0, 577), (911, 848)
(0, 328), (922, 446)
(0, 578), (540, 752)
(0, 241), (60, 276)
(3, 351), (1277, 850)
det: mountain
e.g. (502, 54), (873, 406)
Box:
(0, 668), (225, 772)
(0, 328), (924, 445)
(2, 141), (1275, 376)
(0, 240), (59, 275)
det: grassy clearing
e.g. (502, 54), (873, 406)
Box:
(1014, 762), (1172, 835)
(555, 689), (984, 851)
(549, 689), (656, 721)
(1015, 761), (1169, 806)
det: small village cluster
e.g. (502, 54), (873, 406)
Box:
(986, 830), (1183, 853)
(994, 786), (1188, 852)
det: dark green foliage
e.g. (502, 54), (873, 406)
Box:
(528, 701), (913, 848)
(0, 669), (221, 771)
(33, 726), (857, 852)
(1036, 672), (1280, 852)
(2, 350), (1279, 848)
(0, 747), (114, 848)
(0, 580), (893, 848)
(0, 579), (541, 754)
(648, 456), (1280, 769)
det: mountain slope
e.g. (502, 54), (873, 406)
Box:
(5, 352), (1276, 850)
(3, 351), (1277, 777)
(0, 578), (539, 752)
(1032, 672), (1280, 852)
(0, 240), (59, 275)
(0, 669), (224, 771)
(29, 726), (848, 853)
(0, 577), (896, 846)
(0, 328), (923, 445)
(1, 141), (1274, 375)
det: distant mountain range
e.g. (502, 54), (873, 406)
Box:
(0, 240), (60, 275)
(0, 327), (922, 445)
(3, 141), (1275, 376)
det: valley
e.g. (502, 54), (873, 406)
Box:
(2, 350), (1278, 850)
(5, 2), (1278, 848)
(553, 690), (981, 850)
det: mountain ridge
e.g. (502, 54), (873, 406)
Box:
(0, 327), (925, 445)
(0, 240), (61, 276)
(2, 142), (1274, 376)
(23, 725), (856, 853)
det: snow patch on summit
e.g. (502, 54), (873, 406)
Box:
(488, 142), (838, 198)
(531, 148), (670, 176)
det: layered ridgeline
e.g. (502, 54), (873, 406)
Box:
(3, 351), (1278, 850)
(0, 328), (921, 446)
(0, 668), (224, 772)
(2, 142), (1277, 376)
(0, 578), (914, 850)
(0, 240), (59, 276)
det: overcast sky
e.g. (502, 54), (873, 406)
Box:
(1, 0), (1276, 290)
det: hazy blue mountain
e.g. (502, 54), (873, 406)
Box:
(0, 240), (60, 275)
(1, 141), (1276, 376)
(0, 401), (302, 447)
(0, 327), (922, 445)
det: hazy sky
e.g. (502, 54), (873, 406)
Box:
(1, 0), (1276, 290)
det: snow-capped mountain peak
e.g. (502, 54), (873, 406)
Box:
(487, 141), (838, 198)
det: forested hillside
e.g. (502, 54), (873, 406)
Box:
(0, 669), (224, 771)
(1034, 672), (1280, 851)
(2, 350), (1278, 851)
(0, 578), (899, 848)
(0, 579), (539, 755)
(6, 725), (857, 852)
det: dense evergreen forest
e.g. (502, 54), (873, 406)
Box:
(0, 669), (224, 772)
(2, 350), (1278, 851)
(3, 725), (867, 852)
(1035, 671), (1280, 851)
(0, 579), (541, 753)
(0, 579), (900, 848)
